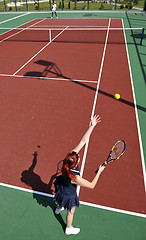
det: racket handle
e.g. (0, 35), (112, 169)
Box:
(95, 163), (105, 173)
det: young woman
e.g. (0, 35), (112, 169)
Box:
(54, 115), (105, 235)
(51, 1), (58, 19)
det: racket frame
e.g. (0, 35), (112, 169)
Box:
(95, 140), (126, 173)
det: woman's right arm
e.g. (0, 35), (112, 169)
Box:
(72, 115), (101, 154)
(71, 165), (105, 189)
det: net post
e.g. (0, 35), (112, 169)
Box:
(140, 28), (145, 45)
(49, 29), (51, 42)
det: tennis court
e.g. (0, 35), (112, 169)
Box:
(0, 11), (146, 240)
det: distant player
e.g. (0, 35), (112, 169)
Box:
(51, 1), (58, 18)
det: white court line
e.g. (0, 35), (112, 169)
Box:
(77, 18), (111, 196)
(80, 200), (146, 218)
(34, 25), (109, 28)
(0, 18), (46, 43)
(13, 26), (69, 76)
(0, 182), (145, 218)
(122, 19), (146, 192)
(0, 73), (98, 84)
(0, 12), (30, 25)
(0, 12), (126, 14)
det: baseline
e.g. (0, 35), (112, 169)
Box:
(0, 182), (145, 219)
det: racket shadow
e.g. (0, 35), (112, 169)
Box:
(20, 152), (66, 232)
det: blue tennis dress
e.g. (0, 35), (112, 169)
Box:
(54, 165), (80, 212)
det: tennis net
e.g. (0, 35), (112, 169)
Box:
(0, 27), (145, 45)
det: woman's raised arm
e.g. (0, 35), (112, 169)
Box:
(72, 115), (101, 153)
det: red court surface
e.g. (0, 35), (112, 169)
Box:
(0, 18), (145, 216)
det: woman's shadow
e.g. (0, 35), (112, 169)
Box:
(20, 151), (66, 232)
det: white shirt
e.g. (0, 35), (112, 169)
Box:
(52, 3), (56, 11)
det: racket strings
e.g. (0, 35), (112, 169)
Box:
(110, 141), (125, 160)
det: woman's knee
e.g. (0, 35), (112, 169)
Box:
(71, 207), (75, 214)
(67, 207), (75, 216)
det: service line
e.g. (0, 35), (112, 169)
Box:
(12, 26), (69, 76)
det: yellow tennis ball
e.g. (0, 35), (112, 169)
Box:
(114, 93), (120, 100)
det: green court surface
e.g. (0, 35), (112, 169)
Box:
(0, 185), (146, 240)
(0, 11), (146, 239)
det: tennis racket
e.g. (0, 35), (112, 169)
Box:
(95, 140), (126, 173)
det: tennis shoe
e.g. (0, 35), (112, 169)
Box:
(55, 207), (64, 214)
(65, 226), (80, 235)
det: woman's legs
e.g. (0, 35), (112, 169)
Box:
(65, 207), (80, 235)
(66, 207), (75, 228)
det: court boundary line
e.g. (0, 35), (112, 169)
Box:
(0, 12), (30, 25)
(0, 11), (137, 14)
(77, 18), (111, 196)
(122, 19), (146, 192)
(0, 73), (98, 84)
(0, 182), (145, 218)
(12, 26), (69, 76)
(33, 25), (110, 28)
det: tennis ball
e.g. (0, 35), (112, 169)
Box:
(114, 93), (120, 100)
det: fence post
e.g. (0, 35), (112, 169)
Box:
(75, 0), (76, 10)
(100, 1), (103, 10)
(25, 0), (28, 11)
(87, 0), (89, 10)
(115, 0), (117, 10)
(62, 0), (64, 9)
(49, 0), (51, 10)
(144, 0), (146, 11)
(14, 0), (17, 11)
(37, 0), (40, 10)
(3, 0), (7, 11)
